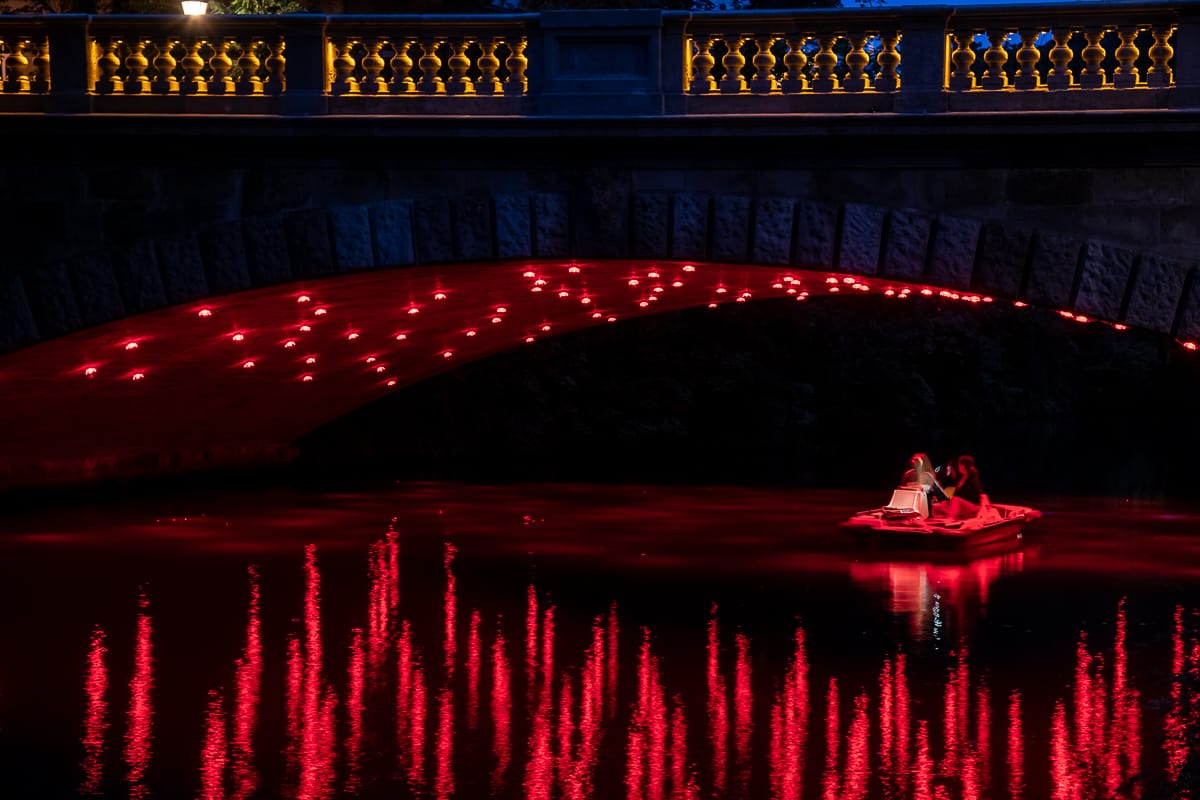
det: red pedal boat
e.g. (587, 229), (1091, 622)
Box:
(842, 486), (1041, 550)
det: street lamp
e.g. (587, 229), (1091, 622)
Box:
(181, 1), (208, 14)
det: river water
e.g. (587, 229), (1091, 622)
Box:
(1, 483), (1197, 799)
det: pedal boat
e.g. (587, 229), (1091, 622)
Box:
(842, 486), (1041, 550)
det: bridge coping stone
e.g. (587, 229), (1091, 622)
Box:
(3, 190), (1198, 358)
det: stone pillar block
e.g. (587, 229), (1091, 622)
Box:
(66, 251), (125, 327)
(1176, 268), (1200, 339)
(837, 203), (886, 275)
(198, 221), (252, 294)
(926, 216), (981, 290)
(0, 276), (39, 351)
(633, 192), (671, 259)
(534, 193), (570, 259)
(329, 205), (374, 271)
(454, 196), (495, 262)
(243, 215), (293, 285)
(752, 197), (795, 266)
(672, 193), (710, 262)
(494, 194), (531, 260)
(370, 200), (416, 267)
(414, 198), (454, 264)
(1125, 254), (1189, 333)
(973, 223), (1031, 297)
(793, 201), (836, 268)
(284, 209), (335, 278)
(1026, 231), (1082, 309)
(1075, 240), (1137, 320)
(881, 209), (932, 280)
(23, 262), (82, 337)
(110, 240), (167, 314)
(155, 233), (209, 304)
(711, 196), (751, 262)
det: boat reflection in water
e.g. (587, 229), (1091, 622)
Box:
(59, 524), (1200, 800)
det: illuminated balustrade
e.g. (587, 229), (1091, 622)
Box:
(0, 3), (1190, 115)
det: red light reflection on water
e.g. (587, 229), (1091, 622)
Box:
(822, 678), (839, 800)
(444, 542), (458, 678)
(435, 687), (454, 800)
(769, 627), (808, 800)
(231, 566), (261, 800)
(706, 606), (728, 796)
(843, 692), (870, 800)
(285, 632), (302, 788)
(345, 628), (366, 794)
(1008, 690), (1023, 800)
(733, 632), (752, 788)
(199, 690), (226, 800)
(1165, 605), (1188, 786)
(526, 585), (539, 708)
(80, 625), (108, 797)
(914, 720), (932, 800)
(299, 543), (334, 800)
(491, 623), (512, 790)
(467, 609), (482, 729)
(124, 593), (153, 800)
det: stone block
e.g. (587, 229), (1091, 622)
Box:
(155, 233), (209, 304)
(1026, 230), (1082, 309)
(0, 275), (38, 351)
(370, 200), (416, 266)
(927, 215), (982, 290)
(414, 197), (454, 264)
(284, 209), (335, 278)
(837, 203), (886, 275)
(793, 200), (836, 268)
(23, 262), (82, 337)
(711, 195), (751, 262)
(66, 251), (125, 327)
(534, 193), (570, 259)
(198, 221), (252, 295)
(672, 193), (709, 261)
(882, 209), (931, 281)
(454, 196), (494, 262)
(243, 215), (293, 285)
(1176, 269), (1200, 340)
(973, 223), (1031, 297)
(493, 194), (531, 260)
(633, 193), (670, 259)
(329, 205), (374, 271)
(1005, 169), (1093, 206)
(110, 240), (167, 314)
(751, 197), (794, 266)
(1124, 254), (1189, 333)
(1075, 240), (1137, 321)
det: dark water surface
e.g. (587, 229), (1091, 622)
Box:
(1, 483), (1198, 799)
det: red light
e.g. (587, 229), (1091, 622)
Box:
(672, 281), (683, 288)
(491, 317), (502, 324)
(232, 333), (245, 342)
(715, 287), (728, 294)
(648, 271), (660, 279)
(534, 279), (547, 286)
(568, 266), (581, 274)
(829, 286), (840, 293)
(84, 366), (98, 377)
(558, 291), (569, 298)
(580, 297), (592, 305)
(387, 379), (397, 387)
(314, 308), (327, 316)
(708, 303), (717, 309)
(525, 336), (535, 343)
(1074, 315), (1090, 323)
(1014, 300), (1028, 308)
(300, 325), (312, 332)
(375, 366), (386, 374)
(124, 341), (139, 351)
(1114, 323), (1128, 331)
(800, 291), (809, 298)
(198, 308), (213, 317)
(591, 312), (602, 319)
(639, 300), (649, 308)
(242, 361), (255, 369)
(884, 289), (896, 297)
(1059, 310), (1074, 319)
(541, 324), (551, 332)
(783, 275), (795, 283)
(466, 330), (477, 337)
(531, 287), (543, 293)
(407, 307), (420, 315)
(522, 271), (536, 278)
(131, 372), (145, 381)
(442, 350), (454, 358)
(366, 356), (377, 363)
(434, 292), (447, 301)
(920, 288), (933, 296)
(284, 340), (297, 349)
(607, 316), (617, 322)
(787, 288), (798, 295)
(301, 374), (314, 382)
(1184, 341), (1197, 351)
(653, 287), (665, 294)
(347, 333), (359, 341)
(842, 277), (854, 284)
(305, 357), (317, 365)
(395, 333), (408, 341)
(297, 295), (311, 303)
(683, 265), (695, 272)
(496, 307), (507, 314)
(772, 282), (784, 289)
(628, 279), (640, 287)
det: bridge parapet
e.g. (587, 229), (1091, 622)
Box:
(0, 2), (1193, 116)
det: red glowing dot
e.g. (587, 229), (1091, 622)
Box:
(672, 281), (683, 288)
(366, 356), (377, 363)
(442, 350), (454, 358)
(653, 287), (665, 294)
(434, 292), (447, 301)
(716, 287), (728, 294)
(300, 325), (312, 332)
(568, 266), (581, 273)
(496, 307), (508, 314)
(531, 286), (543, 293)
(466, 330), (477, 337)
(84, 367), (98, 377)
(232, 333), (245, 342)
(1058, 310), (1074, 319)
(1184, 341), (1197, 351)
(1114, 323), (1128, 331)
(131, 372), (145, 381)
(395, 333), (408, 341)
(736, 296), (747, 303)
(541, 324), (551, 332)
(1014, 300), (1028, 307)
(708, 303), (718, 308)
(648, 271), (660, 279)
(522, 270), (536, 278)
(580, 296), (592, 305)
(558, 291), (570, 298)
(800, 291), (809, 298)
(939, 290), (952, 298)
(784, 276), (795, 283)
(305, 357), (317, 365)
(302, 374), (314, 382)
(1075, 315), (1089, 323)
(796, 295), (807, 301)
(772, 282), (784, 289)
(842, 277), (855, 284)
(648, 295), (659, 302)
(197, 308), (213, 317)
(242, 361), (255, 369)
(983, 296), (994, 303)
(314, 308), (328, 316)
(491, 317), (502, 324)
(591, 311), (602, 319)
(628, 279), (640, 287)
(284, 340), (297, 349)
(639, 300), (650, 308)
(525, 336), (535, 343)
(297, 294), (311, 303)
(787, 288), (798, 295)
(741, 291), (752, 298)
(607, 316), (617, 322)
(829, 286), (841, 293)
(348, 333), (360, 341)
(825, 277), (838, 284)
(682, 265), (696, 272)
(884, 289), (896, 297)
(534, 279), (547, 286)
(387, 379), (397, 386)
(375, 365), (386, 373)
(407, 306), (420, 315)
(920, 289), (933, 296)
(124, 341), (139, 351)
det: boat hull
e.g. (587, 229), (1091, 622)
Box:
(841, 504), (1040, 551)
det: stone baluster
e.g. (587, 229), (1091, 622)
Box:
(1046, 27), (1075, 89)
(747, 35), (777, 94)
(330, 37), (359, 95)
(32, 37), (50, 94)
(124, 38), (150, 94)
(264, 37), (285, 95)
(1112, 26), (1141, 88)
(94, 36), (124, 94)
(416, 38), (444, 94)
(689, 35), (717, 94)
(236, 39), (263, 95)
(503, 36), (527, 96)
(842, 31), (870, 92)
(948, 29), (976, 90)
(151, 38), (178, 95)
(476, 37), (501, 95)
(1078, 27), (1107, 89)
(179, 38), (207, 95)
(389, 38), (414, 93)
(874, 30), (900, 92)
(780, 34), (808, 94)
(1146, 24), (1174, 87)
(980, 28), (1009, 89)
(718, 35), (747, 93)
(209, 38), (234, 95)
(810, 33), (838, 92)
(359, 39), (386, 95)
(4, 39), (30, 94)
(1013, 27), (1041, 89)
(446, 37), (475, 95)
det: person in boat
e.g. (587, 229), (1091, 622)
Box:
(933, 454), (983, 520)
(902, 452), (948, 510)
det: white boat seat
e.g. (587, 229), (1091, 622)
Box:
(884, 485), (929, 518)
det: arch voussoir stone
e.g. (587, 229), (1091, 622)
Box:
(370, 199), (417, 266)
(110, 240), (168, 315)
(1076, 241), (1137, 321)
(837, 203), (886, 276)
(1125, 254), (1191, 334)
(154, 231), (209, 304)
(670, 192), (709, 262)
(198, 221), (253, 294)
(0, 275), (38, 350)
(633, 192), (671, 260)
(973, 222), (1032, 299)
(66, 251), (125, 328)
(1026, 230), (1082, 310)
(926, 215), (981, 290)
(243, 214), (293, 284)
(880, 208), (932, 281)
(329, 205), (374, 270)
(284, 209), (335, 277)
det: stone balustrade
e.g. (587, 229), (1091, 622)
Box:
(0, 1), (1195, 115)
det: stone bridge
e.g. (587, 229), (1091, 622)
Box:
(0, 2), (1199, 487)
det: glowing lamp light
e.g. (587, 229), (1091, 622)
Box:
(672, 281), (683, 288)
(628, 279), (640, 287)
(131, 372), (145, 381)
(525, 336), (535, 343)
(920, 289), (933, 296)
(522, 271), (536, 278)
(843, 277), (855, 284)
(607, 316), (617, 322)
(648, 271), (660, 279)
(653, 287), (664, 294)
(305, 357), (317, 365)
(568, 265), (583, 274)
(1058, 310), (1074, 319)
(736, 296), (747, 303)
(534, 279), (547, 286)
(1014, 300), (1028, 307)
(1184, 341), (1197, 351)
(466, 330), (477, 337)
(580, 296), (593, 305)
(181, 0), (207, 14)
(302, 374), (314, 382)
(983, 296), (994, 303)
(1114, 323), (1128, 331)
(242, 361), (255, 369)
(541, 324), (551, 332)
(84, 367), (98, 377)
(197, 308), (213, 317)
(284, 340), (297, 349)
(297, 295), (311, 303)
(387, 379), (397, 387)
(591, 311), (602, 319)
(434, 292), (447, 301)
(395, 333), (408, 341)
(375, 366), (386, 373)
(715, 287), (728, 294)
(558, 291), (570, 298)
(708, 303), (718, 309)
(783, 276), (795, 283)
(347, 332), (359, 341)
(491, 316), (502, 324)
(531, 286), (543, 293)
(741, 291), (752, 298)
(407, 306), (420, 315)
(314, 308), (328, 316)
(1075, 315), (1090, 323)
(884, 289), (896, 297)
(639, 300), (649, 308)
(772, 283), (784, 290)
(442, 350), (454, 358)
(299, 325), (312, 332)
(366, 356), (377, 363)
(800, 291), (809, 298)
(122, 341), (139, 352)
(232, 333), (245, 342)
(826, 277), (838, 284)
(787, 288), (798, 295)
(496, 307), (508, 314)
(829, 286), (840, 293)
(682, 265), (696, 272)
(648, 295), (658, 302)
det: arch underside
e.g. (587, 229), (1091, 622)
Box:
(0, 259), (1190, 491)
